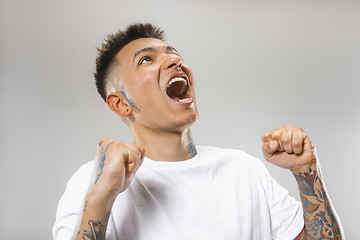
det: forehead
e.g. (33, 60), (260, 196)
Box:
(116, 38), (172, 63)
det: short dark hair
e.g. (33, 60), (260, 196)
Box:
(95, 23), (165, 102)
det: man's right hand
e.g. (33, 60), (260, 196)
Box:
(74, 139), (145, 240)
(91, 139), (145, 199)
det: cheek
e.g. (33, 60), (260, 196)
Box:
(138, 70), (159, 87)
(131, 71), (161, 103)
(135, 70), (160, 93)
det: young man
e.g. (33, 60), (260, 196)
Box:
(53, 23), (343, 240)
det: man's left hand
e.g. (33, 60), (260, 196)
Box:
(262, 126), (316, 173)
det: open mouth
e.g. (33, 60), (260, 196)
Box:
(166, 77), (192, 103)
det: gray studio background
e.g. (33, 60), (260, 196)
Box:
(1, 0), (359, 239)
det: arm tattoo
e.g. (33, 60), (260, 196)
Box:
(81, 212), (110, 240)
(186, 129), (197, 158)
(294, 166), (341, 239)
(93, 141), (114, 184)
(74, 142), (114, 240)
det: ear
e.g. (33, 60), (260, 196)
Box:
(106, 92), (132, 117)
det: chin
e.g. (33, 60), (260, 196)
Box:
(175, 112), (199, 131)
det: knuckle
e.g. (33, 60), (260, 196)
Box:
(113, 141), (124, 147)
(108, 142), (129, 156)
(121, 150), (130, 160)
(261, 133), (268, 141)
(294, 126), (304, 132)
(264, 131), (271, 136)
(120, 144), (130, 153)
(262, 143), (267, 151)
(98, 138), (115, 145)
(98, 138), (107, 144)
(272, 131), (280, 139)
(292, 141), (301, 148)
(281, 135), (290, 142)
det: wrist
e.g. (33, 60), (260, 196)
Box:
(87, 183), (117, 211)
(290, 161), (317, 175)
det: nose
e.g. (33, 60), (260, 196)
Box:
(166, 56), (183, 70)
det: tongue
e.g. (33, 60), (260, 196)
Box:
(166, 81), (187, 100)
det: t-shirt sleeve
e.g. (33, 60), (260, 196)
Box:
(253, 158), (304, 240)
(52, 161), (94, 240)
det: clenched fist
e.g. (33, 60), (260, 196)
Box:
(90, 139), (145, 198)
(261, 126), (316, 173)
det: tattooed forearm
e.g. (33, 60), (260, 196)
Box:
(81, 212), (110, 240)
(82, 220), (104, 240)
(75, 200), (111, 240)
(92, 141), (114, 185)
(294, 166), (341, 239)
(73, 141), (114, 240)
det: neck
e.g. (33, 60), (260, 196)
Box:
(131, 127), (197, 162)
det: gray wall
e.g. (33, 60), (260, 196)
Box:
(1, 0), (359, 239)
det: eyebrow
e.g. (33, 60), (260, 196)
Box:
(166, 45), (178, 53)
(132, 45), (179, 63)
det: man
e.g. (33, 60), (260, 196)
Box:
(53, 23), (343, 240)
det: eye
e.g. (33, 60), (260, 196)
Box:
(139, 56), (152, 65)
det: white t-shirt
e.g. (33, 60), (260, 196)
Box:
(53, 146), (304, 240)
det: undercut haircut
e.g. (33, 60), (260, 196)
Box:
(95, 23), (165, 102)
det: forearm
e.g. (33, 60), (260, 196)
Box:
(72, 140), (115, 240)
(293, 163), (342, 239)
(71, 139), (141, 239)
(74, 185), (116, 240)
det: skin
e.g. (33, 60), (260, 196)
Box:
(262, 126), (342, 239)
(74, 38), (343, 239)
(106, 38), (198, 161)
(74, 38), (198, 240)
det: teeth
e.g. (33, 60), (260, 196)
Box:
(167, 77), (187, 88)
(179, 98), (192, 103)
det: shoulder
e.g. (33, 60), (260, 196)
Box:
(53, 160), (95, 239)
(76, 160), (95, 174)
(65, 160), (95, 187)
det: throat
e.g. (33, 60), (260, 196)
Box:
(186, 129), (197, 158)
(133, 128), (197, 162)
